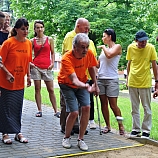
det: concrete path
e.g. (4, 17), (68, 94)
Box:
(0, 99), (143, 158)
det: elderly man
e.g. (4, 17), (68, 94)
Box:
(60, 18), (97, 136)
(58, 33), (99, 151)
(126, 30), (158, 139)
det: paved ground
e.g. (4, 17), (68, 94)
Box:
(0, 99), (143, 158)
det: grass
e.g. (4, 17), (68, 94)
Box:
(24, 85), (158, 140)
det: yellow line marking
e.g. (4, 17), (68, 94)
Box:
(49, 144), (144, 158)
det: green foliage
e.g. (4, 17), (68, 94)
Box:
(9, 0), (158, 68)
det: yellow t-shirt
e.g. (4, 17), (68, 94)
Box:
(126, 42), (157, 88)
(62, 30), (97, 79)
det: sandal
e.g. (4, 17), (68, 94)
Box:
(119, 129), (125, 135)
(102, 127), (111, 134)
(14, 133), (28, 143)
(2, 134), (12, 144)
(54, 111), (60, 118)
(36, 111), (42, 117)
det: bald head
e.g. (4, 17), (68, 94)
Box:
(74, 18), (90, 34)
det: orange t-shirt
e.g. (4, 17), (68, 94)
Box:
(58, 49), (97, 88)
(0, 37), (32, 90)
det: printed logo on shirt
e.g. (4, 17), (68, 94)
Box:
(75, 64), (84, 68)
(16, 50), (28, 53)
(14, 66), (23, 75)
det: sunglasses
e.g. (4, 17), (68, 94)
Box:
(34, 20), (44, 23)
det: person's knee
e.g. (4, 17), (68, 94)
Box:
(81, 106), (90, 113)
(69, 111), (79, 118)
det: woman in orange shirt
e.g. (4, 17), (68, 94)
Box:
(0, 18), (32, 144)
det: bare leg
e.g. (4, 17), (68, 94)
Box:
(99, 95), (111, 129)
(65, 111), (78, 138)
(108, 97), (124, 131)
(78, 106), (90, 140)
(34, 80), (42, 113)
(45, 80), (58, 113)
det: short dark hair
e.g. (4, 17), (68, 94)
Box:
(11, 18), (29, 37)
(104, 28), (116, 42)
(0, 11), (5, 18)
(34, 20), (44, 37)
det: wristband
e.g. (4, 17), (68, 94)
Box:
(155, 80), (158, 82)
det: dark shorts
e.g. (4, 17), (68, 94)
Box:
(59, 84), (90, 112)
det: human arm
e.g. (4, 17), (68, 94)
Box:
(88, 66), (100, 96)
(97, 44), (122, 59)
(48, 37), (55, 70)
(0, 56), (3, 68)
(126, 60), (131, 87)
(1, 65), (14, 82)
(27, 62), (31, 87)
(68, 72), (90, 89)
(29, 38), (36, 68)
(152, 61), (158, 98)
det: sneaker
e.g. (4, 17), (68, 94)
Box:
(89, 120), (96, 129)
(77, 139), (88, 151)
(141, 132), (150, 139)
(62, 137), (71, 149)
(130, 131), (141, 137)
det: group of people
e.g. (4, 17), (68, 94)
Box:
(0, 12), (158, 152)
(0, 12), (59, 144)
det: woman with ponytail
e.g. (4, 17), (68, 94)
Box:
(0, 18), (32, 144)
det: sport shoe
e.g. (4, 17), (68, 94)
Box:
(89, 120), (96, 129)
(130, 131), (141, 137)
(62, 137), (71, 149)
(141, 132), (150, 139)
(77, 139), (88, 151)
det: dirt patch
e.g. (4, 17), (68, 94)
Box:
(75, 144), (158, 158)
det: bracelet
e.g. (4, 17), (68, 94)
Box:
(155, 80), (158, 82)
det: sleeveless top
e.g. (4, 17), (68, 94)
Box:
(98, 51), (121, 79)
(32, 37), (51, 69)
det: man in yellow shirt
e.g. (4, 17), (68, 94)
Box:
(126, 30), (158, 138)
(60, 18), (97, 135)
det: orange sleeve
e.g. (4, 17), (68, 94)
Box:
(58, 50), (97, 88)
(0, 38), (32, 90)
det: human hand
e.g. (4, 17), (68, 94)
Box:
(30, 62), (36, 69)
(6, 73), (14, 83)
(153, 90), (158, 99)
(97, 45), (105, 49)
(87, 83), (100, 96)
(27, 76), (31, 87)
(48, 64), (54, 70)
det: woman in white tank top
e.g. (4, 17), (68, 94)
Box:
(97, 28), (125, 135)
